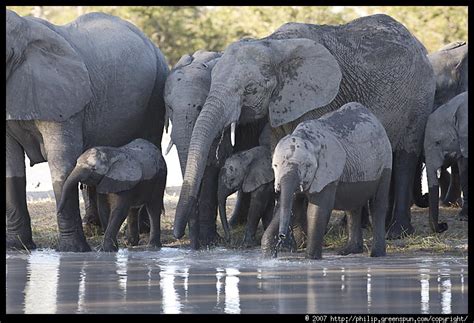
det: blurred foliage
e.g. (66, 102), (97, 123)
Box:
(7, 6), (468, 66)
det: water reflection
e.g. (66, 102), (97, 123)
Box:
(5, 249), (468, 314)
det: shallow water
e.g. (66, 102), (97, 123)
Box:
(6, 248), (468, 314)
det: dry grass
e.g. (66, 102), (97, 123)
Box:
(26, 190), (467, 256)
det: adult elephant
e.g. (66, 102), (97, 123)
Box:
(173, 14), (436, 247)
(6, 10), (169, 251)
(164, 50), (267, 248)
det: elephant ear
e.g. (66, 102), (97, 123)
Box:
(268, 38), (342, 128)
(174, 54), (193, 69)
(242, 148), (274, 193)
(309, 130), (346, 193)
(6, 16), (92, 122)
(96, 152), (142, 194)
(454, 93), (468, 158)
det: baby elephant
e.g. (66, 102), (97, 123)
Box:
(58, 139), (167, 251)
(218, 146), (275, 246)
(271, 102), (392, 259)
(424, 91), (468, 226)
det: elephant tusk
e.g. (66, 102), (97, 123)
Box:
(165, 140), (174, 155)
(230, 122), (236, 147)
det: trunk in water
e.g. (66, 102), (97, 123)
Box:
(278, 171), (300, 240)
(173, 88), (237, 239)
(57, 167), (91, 213)
(426, 165), (448, 233)
(218, 188), (231, 242)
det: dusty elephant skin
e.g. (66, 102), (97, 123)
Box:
(6, 10), (169, 252)
(173, 14), (435, 244)
(267, 102), (392, 259)
(424, 92), (468, 229)
(58, 139), (167, 252)
(165, 50), (267, 248)
(218, 146), (275, 246)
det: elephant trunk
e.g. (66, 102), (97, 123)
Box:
(57, 167), (92, 213)
(278, 170), (300, 240)
(173, 87), (240, 239)
(426, 160), (448, 233)
(217, 183), (233, 242)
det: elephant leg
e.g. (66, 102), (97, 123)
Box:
(443, 164), (461, 206)
(6, 133), (36, 250)
(146, 178), (165, 248)
(198, 166), (219, 247)
(338, 208), (363, 256)
(261, 193), (275, 230)
(138, 206), (150, 234)
(457, 158), (468, 221)
(101, 194), (130, 252)
(37, 118), (91, 252)
(438, 167), (451, 203)
(386, 150), (417, 239)
(369, 171), (390, 257)
(242, 186), (270, 247)
(306, 185), (336, 260)
(81, 185), (102, 235)
(126, 207), (140, 246)
(361, 204), (371, 229)
(229, 191), (251, 228)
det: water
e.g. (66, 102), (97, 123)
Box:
(6, 248), (468, 314)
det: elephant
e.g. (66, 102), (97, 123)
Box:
(270, 102), (392, 259)
(424, 91), (468, 228)
(57, 139), (167, 251)
(217, 145), (275, 247)
(172, 14), (436, 248)
(164, 50), (267, 248)
(422, 41), (468, 207)
(6, 10), (169, 251)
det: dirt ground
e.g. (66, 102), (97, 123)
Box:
(24, 187), (467, 257)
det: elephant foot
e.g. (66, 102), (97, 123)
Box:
(147, 237), (162, 249)
(370, 248), (386, 257)
(127, 235), (139, 246)
(457, 211), (468, 221)
(305, 252), (322, 260)
(338, 243), (363, 256)
(386, 221), (414, 240)
(6, 234), (37, 251)
(58, 237), (92, 252)
(99, 238), (119, 252)
(242, 234), (258, 248)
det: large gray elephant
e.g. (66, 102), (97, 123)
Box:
(164, 50), (266, 248)
(6, 10), (169, 251)
(218, 145), (275, 246)
(424, 91), (468, 227)
(58, 139), (167, 251)
(173, 14), (436, 247)
(271, 102), (392, 259)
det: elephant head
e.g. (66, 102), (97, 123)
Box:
(217, 146), (274, 241)
(428, 41), (468, 109)
(164, 50), (222, 175)
(424, 91), (468, 233)
(272, 130), (346, 239)
(57, 147), (143, 213)
(6, 9), (92, 122)
(174, 38), (342, 239)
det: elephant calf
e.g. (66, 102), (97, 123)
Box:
(218, 146), (275, 246)
(424, 91), (468, 226)
(58, 139), (167, 251)
(269, 102), (392, 259)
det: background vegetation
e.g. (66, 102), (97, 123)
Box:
(7, 6), (468, 66)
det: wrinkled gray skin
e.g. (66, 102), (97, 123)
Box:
(270, 103), (392, 259)
(424, 92), (468, 229)
(164, 50), (267, 248)
(218, 146), (275, 247)
(58, 139), (167, 252)
(173, 14), (435, 247)
(422, 41), (468, 208)
(6, 10), (169, 251)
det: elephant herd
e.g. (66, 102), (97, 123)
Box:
(6, 10), (468, 258)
